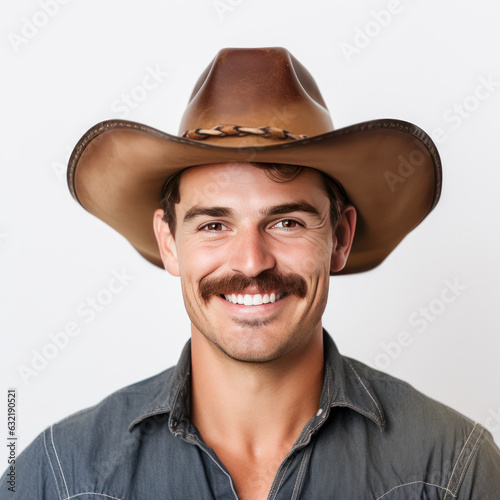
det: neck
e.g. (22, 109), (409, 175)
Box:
(190, 324), (324, 456)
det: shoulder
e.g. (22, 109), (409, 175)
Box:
(6, 368), (176, 499)
(45, 367), (175, 453)
(342, 356), (500, 498)
(0, 368), (178, 499)
(344, 355), (478, 440)
(345, 355), (474, 431)
(53, 366), (175, 434)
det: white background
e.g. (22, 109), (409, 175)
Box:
(1, 0), (499, 455)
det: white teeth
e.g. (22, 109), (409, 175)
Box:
(222, 292), (284, 305)
(253, 294), (263, 305)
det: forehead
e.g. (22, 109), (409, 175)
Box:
(177, 163), (328, 207)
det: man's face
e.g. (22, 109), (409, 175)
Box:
(154, 163), (354, 363)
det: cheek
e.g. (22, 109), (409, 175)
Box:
(279, 234), (333, 275)
(176, 240), (230, 290)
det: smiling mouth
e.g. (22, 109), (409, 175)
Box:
(220, 292), (286, 306)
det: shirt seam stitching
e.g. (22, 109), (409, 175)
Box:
(268, 458), (292, 500)
(345, 360), (384, 425)
(451, 425), (484, 497)
(169, 372), (190, 430)
(174, 431), (238, 500)
(50, 425), (70, 499)
(43, 430), (63, 500)
(375, 480), (455, 499)
(291, 447), (311, 500)
(444, 423), (478, 494)
(62, 494), (124, 500)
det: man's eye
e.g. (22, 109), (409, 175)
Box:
(200, 222), (228, 232)
(273, 219), (301, 229)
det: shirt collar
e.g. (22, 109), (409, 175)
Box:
(321, 330), (385, 429)
(128, 339), (192, 432)
(128, 329), (385, 432)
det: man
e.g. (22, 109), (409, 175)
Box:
(2, 47), (499, 499)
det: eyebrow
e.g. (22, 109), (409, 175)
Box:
(183, 201), (321, 224)
(183, 206), (234, 223)
(260, 202), (321, 218)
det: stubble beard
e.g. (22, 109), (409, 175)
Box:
(183, 270), (310, 363)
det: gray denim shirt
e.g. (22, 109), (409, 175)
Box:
(2, 330), (500, 499)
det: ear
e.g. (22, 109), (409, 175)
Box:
(330, 205), (357, 273)
(153, 209), (180, 276)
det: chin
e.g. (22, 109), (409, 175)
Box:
(217, 344), (287, 364)
(210, 328), (296, 364)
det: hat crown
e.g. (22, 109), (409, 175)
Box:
(178, 47), (334, 144)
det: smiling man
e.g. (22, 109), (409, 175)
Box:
(3, 47), (500, 500)
(157, 163), (353, 363)
(152, 162), (354, 498)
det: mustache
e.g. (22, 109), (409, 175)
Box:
(199, 270), (307, 303)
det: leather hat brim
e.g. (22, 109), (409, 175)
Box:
(67, 118), (441, 275)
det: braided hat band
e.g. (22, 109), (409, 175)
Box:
(181, 124), (347, 199)
(182, 124), (308, 141)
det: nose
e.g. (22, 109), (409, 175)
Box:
(228, 227), (276, 278)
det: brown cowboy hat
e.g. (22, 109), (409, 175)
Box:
(67, 47), (442, 274)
